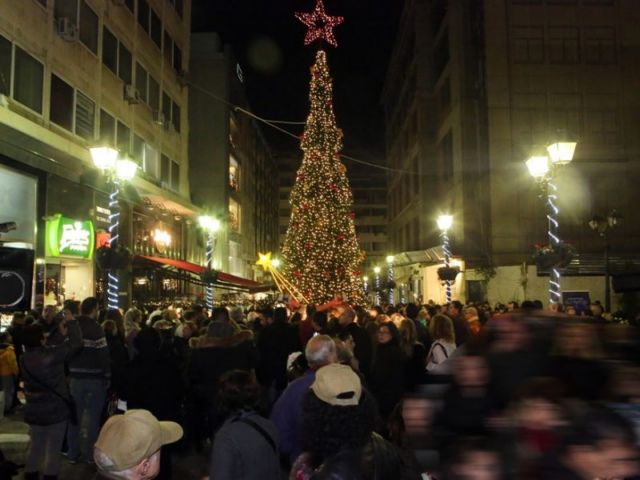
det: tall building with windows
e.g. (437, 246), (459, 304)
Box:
(189, 33), (279, 282)
(383, 0), (640, 305)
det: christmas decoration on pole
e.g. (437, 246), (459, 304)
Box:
(386, 255), (395, 306)
(295, 0), (344, 48)
(256, 252), (308, 304)
(281, 10), (363, 305)
(374, 266), (381, 306)
(437, 215), (454, 303)
(198, 216), (221, 311)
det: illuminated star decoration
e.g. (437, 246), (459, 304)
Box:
(256, 252), (308, 303)
(295, 0), (344, 48)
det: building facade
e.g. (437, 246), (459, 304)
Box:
(189, 33), (279, 283)
(383, 0), (640, 306)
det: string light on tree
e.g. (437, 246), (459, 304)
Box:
(295, 0), (344, 48)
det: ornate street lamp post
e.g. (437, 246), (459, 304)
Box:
(198, 215), (221, 311)
(373, 266), (381, 306)
(386, 255), (395, 306)
(589, 210), (620, 312)
(90, 147), (137, 310)
(437, 214), (454, 303)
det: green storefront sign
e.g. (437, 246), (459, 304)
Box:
(45, 214), (95, 259)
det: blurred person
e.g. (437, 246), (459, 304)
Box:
(21, 312), (80, 480)
(337, 306), (373, 378)
(299, 304), (316, 346)
(39, 305), (63, 347)
(67, 297), (111, 464)
(229, 306), (244, 330)
(565, 305), (577, 316)
(102, 313), (128, 398)
(209, 370), (280, 480)
(94, 409), (183, 480)
(291, 363), (406, 479)
(370, 322), (405, 421)
(271, 335), (337, 463)
(464, 307), (482, 335)
(447, 301), (471, 347)
(0, 331), (18, 413)
(440, 438), (504, 480)
(606, 364), (640, 444)
(507, 301), (519, 312)
(398, 318), (427, 389)
(123, 308), (143, 358)
(311, 310), (329, 335)
(533, 405), (640, 479)
(426, 314), (456, 373)
(406, 303), (430, 349)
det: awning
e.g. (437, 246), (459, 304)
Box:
(136, 255), (264, 292)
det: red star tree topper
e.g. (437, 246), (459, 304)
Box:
(295, 0), (344, 48)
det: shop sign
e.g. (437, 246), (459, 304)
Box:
(46, 214), (95, 259)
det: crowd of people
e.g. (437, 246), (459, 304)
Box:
(0, 296), (639, 479)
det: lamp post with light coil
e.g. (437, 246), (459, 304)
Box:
(526, 141), (577, 306)
(437, 214), (454, 303)
(374, 266), (381, 306)
(90, 146), (138, 310)
(589, 210), (620, 313)
(386, 255), (395, 306)
(198, 215), (221, 311)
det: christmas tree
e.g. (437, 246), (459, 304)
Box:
(282, 49), (364, 304)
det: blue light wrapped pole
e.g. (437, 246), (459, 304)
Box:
(107, 181), (120, 311)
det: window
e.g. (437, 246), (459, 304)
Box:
(148, 75), (159, 111)
(512, 107), (547, 148)
(137, 0), (150, 34)
(162, 91), (171, 124)
(513, 27), (544, 64)
(117, 120), (130, 153)
(133, 134), (145, 166)
(439, 132), (453, 181)
(172, 101), (180, 132)
(229, 199), (241, 233)
(163, 31), (172, 65)
(229, 156), (240, 191)
(13, 46), (43, 113)
(584, 27), (616, 64)
(160, 154), (171, 185)
(0, 35), (11, 95)
(50, 74), (74, 130)
(118, 44), (132, 84)
(172, 0), (183, 18)
(150, 9), (162, 48)
(548, 27), (579, 64)
(124, 0), (134, 12)
(75, 91), (95, 140)
(100, 110), (115, 145)
(136, 63), (148, 103)
(79, 1), (98, 54)
(173, 43), (182, 72)
(54, 0), (77, 23)
(586, 109), (618, 146)
(102, 27), (132, 83)
(143, 143), (159, 178)
(170, 161), (179, 191)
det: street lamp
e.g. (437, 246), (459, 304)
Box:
(526, 140), (576, 305)
(386, 255), (395, 306)
(589, 210), (620, 312)
(437, 214), (454, 303)
(373, 266), (381, 306)
(90, 146), (138, 310)
(198, 215), (221, 311)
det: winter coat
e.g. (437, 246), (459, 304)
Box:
(210, 411), (280, 480)
(0, 344), (18, 377)
(257, 322), (301, 391)
(369, 341), (405, 419)
(68, 315), (111, 381)
(342, 322), (373, 379)
(21, 320), (82, 425)
(189, 330), (257, 403)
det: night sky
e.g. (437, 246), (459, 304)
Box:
(191, 0), (403, 165)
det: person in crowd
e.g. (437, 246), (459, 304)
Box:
(507, 301), (519, 312)
(102, 313), (129, 398)
(439, 437), (505, 480)
(370, 322), (405, 422)
(120, 327), (184, 480)
(398, 318), (427, 389)
(291, 363), (407, 480)
(532, 405), (639, 479)
(464, 306), (482, 336)
(229, 306), (245, 331)
(271, 335), (337, 464)
(548, 321), (609, 401)
(426, 314), (457, 374)
(39, 305), (63, 347)
(188, 317), (256, 449)
(123, 308), (143, 359)
(405, 303), (430, 349)
(310, 310), (329, 335)
(0, 331), (18, 413)
(336, 331), (360, 372)
(8, 312), (26, 408)
(299, 304), (316, 347)
(257, 306), (300, 402)
(94, 409), (183, 480)
(21, 311), (80, 480)
(66, 296), (111, 464)
(336, 305), (373, 379)
(447, 301), (471, 347)
(209, 370), (280, 480)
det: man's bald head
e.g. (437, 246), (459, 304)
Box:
(305, 335), (337, 368)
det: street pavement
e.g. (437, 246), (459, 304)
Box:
(0, 408), (209, 479)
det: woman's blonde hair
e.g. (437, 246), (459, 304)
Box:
(429, 314), (455, 344)
(398, 318), (418, 358)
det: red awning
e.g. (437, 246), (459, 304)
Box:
(138, 255), (262, 290)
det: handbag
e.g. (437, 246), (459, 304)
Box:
(20, 358), (78, 425)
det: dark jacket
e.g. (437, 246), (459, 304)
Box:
(369, 341), (405, 419)
(403, 342), (427, 390)
(343, 322), (373, 379)
(257, 322), (300, 391)
(451, 314), (471, 347)
(68, 315), (111, 381)
(106, 333), (128, 394)
(21, 320), (82, 425)
(189, 330), (257, 402)
(210, 411), (280, 480)
(39, 318), (64, 347)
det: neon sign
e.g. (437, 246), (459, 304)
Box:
(46, 214), (95, 259)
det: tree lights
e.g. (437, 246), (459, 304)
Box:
(526, 140), (577, 305)
(295, 0), (344, 48)
(281, 49), (363, 304)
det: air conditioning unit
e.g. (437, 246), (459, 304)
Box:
(123, 84), (141, 104)
(56, 17), (79, 42)
(152, 110), (165, 126)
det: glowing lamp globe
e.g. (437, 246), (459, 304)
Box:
(526, 156), (550, 179)
(374, 266), (381, 274)
(90, 147), (118, 171)
(437, 215), (453, 232)
(199, 216), (221, 233)
(115, 157), (138, 181)
(386, 255), (394, 264)
(547, 142), (576, 166)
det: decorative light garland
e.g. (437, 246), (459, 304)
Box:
(547, 182), (562, 304)
(387, 257), (395, 306)
(205, 235), (214, 311)
(374, 268), (381, 306)
(107, 181), (120, 311)
(295, 0), (344, 48)
(442, 230), (452, 303)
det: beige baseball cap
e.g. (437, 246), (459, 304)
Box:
(311, 363), (362, 407)
(94, 409), (183, 472)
